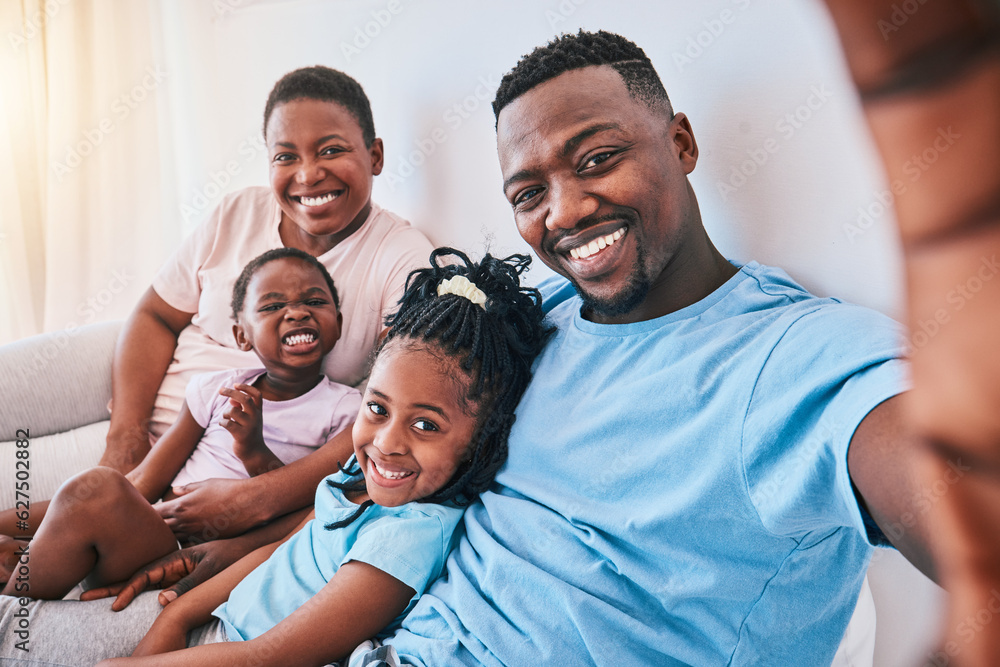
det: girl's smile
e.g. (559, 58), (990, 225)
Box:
(352, 342), (479, 507)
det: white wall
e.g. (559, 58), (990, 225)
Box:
(154, 0), (906, 314)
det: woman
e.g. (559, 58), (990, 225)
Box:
(1, 66), (432, 600)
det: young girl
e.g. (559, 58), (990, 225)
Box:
(98, 248), (552, 667)
(1, 248), (360, 601)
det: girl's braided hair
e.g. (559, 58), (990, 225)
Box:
(326, 247), (553, 527)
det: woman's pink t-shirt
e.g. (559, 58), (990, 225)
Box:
(150, 186), (432, 438)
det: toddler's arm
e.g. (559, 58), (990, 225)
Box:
(126, 402), (206, 502)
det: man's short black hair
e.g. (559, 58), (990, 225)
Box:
(492, 30), (673, 124)
(263, 66), (376, 146)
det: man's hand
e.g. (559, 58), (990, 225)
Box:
(79, 539), (247, 610)
(822, 1), (1000, 663)
(156, 478), (261, 543)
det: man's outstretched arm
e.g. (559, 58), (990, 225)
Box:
(824, 1), (1000, 662)
(847, 395), (937, 581)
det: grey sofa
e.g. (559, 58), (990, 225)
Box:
(0, 320), (123, 508)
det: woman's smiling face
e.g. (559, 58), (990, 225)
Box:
(266, 98), (384, 256)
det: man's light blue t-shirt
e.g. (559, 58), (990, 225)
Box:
(386, 261), (906, 666)
(214, 461), (463, 642)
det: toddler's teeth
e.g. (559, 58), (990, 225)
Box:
(283, 332), (318, 346)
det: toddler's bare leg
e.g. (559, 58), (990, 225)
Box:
(0, 467), (178, 600)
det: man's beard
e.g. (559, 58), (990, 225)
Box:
(571, 241), (652, 318)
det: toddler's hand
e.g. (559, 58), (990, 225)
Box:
(218, 383), (283, 476)
(219, 383), (266, 458)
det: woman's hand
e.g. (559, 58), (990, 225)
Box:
(156, 478), (261, 542)
(101, 423), (154, 474)
(219, 383), (284, 476)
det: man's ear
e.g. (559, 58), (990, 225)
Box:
(670, 112), (699, 174)
(376, 326), (389, 345)
(233, 323), (253, 351)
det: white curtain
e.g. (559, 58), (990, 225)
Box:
(0, 0), (174, 345)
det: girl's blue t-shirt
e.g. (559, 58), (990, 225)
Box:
(214, 462), (463, 641)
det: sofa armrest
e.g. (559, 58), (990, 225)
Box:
(0, 320), (123, 440)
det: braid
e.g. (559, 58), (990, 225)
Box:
(322, 459), (373, 530)
(383, 247), (554, 506)
(325, 247), (553, 531)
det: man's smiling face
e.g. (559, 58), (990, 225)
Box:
(497, 65), (701, 323)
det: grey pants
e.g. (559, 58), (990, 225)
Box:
(0, 592), (224, 666)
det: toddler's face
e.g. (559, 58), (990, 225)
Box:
(353, 341), (478, 507)
(234, 257), (341, 379)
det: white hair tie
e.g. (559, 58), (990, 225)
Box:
(437, 275), (487, 310)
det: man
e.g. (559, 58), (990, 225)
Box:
(60, 29), (935, 665)
(354, 30), (935, 666)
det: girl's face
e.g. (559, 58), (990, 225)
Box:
(266, 98), (384, 256)
(353, 341), (479, 507)
(234, 257), (342, 381)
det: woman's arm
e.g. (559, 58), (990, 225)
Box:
(101, 559), (414, 667)
(155, 426), (354, 541)
(126, 404), (206, 502)
(104, 287), (194, 474)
